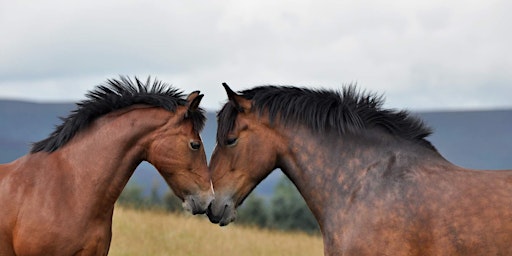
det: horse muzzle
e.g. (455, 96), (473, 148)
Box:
(183, 193), (214, 215)
(206, 196), (237, 226)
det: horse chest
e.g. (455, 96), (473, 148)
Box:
(13, 219), (112, 256)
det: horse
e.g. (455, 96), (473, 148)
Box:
(207, 83), (512, 255)
(0, 77), (214, 256)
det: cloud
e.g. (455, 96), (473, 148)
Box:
(0, 0), (511, 111)
(0, 1), (226, 79)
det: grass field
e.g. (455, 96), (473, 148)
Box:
(110, 207), (323, 256)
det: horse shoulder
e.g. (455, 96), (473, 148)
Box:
(12, 210), (113, 256)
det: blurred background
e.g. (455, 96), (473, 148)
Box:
(1, 1), (511, 111)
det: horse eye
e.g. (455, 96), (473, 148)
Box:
(189, 141), (201, 151)
(225, 137), (238, 147)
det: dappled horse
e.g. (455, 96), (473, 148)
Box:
(0, 77), (214, 256)
(207, 83), (512, 255)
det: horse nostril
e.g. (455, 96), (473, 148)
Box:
(207, 202), (213, 214)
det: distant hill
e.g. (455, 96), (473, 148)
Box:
(420, 110), (512, 170)
(1, 99), (511, 198)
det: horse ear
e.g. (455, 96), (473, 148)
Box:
(222, 83), (250, 112)
(186, 91), (204, 112)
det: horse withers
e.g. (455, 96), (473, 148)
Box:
(207, 83), (512, 255)
(0, 77), (213, 256)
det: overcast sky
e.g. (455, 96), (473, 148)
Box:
(1, 0), (510, 111)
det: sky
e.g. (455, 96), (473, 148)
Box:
(0, 0), (511, 111)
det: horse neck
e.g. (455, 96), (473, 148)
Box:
(49, 106), (169, 213)
(277, 127), (444, 231)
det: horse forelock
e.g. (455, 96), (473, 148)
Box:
(216, 102), (239, 146)
(31, 76), (206, 153)
(216, 85), (436, 151)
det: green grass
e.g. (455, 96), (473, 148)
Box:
(110, 207), (323, 256)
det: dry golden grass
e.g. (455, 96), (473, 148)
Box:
(110, 206), (323, 256)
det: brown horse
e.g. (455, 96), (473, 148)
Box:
(0, 77), (214, 256)
(207, 83), (512, 255)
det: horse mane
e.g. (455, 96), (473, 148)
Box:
(31, 76), (206, 153)
(217, 85), (436, 151)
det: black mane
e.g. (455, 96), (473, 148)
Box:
(31, 76), (206, 153)
(217, 85), (435, 150)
